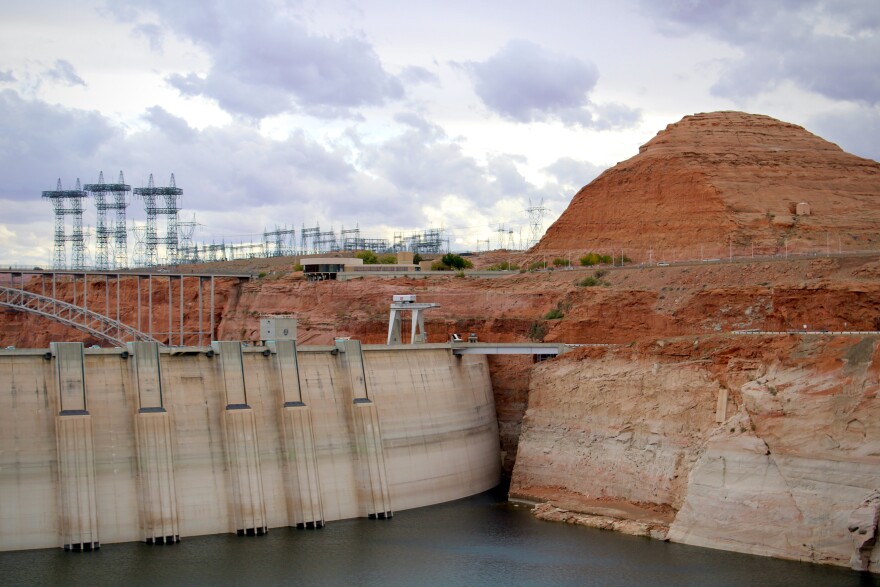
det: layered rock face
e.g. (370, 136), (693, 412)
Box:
(535, 111), (880, 261)
(510, 335), (880, 571)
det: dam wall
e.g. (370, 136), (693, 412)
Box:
(0, 341), (501, 551)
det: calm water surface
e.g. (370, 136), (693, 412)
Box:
(1, 487), (876, 587)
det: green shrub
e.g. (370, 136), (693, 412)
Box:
(293, 264), (304, 272)
(413, 253), (423, 264)
(552, 257), (570, 267)
(579, 252), (614, 266)
(378, 254), (397, 264)
(577, 276), (599, 287)
(528, 261), (547, 271)
(544, 308), (564, 320)
(527, 321), (547, 342)
(487, 261), (519, 271)
(258, 271), (267, 279)
(355, 250), (379, 264)
(433, 253), (472, 271)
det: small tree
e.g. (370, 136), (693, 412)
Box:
(355, 250), (379, 264)
(413, 253), (423, 264)
(378, 254), (397, 264)
(440, 253), (471, 270)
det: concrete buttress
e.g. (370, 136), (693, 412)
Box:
(338, 340), (392, 519)
(128, 341), (180, 544)
(51, 342), (99, 551)
(272, 339), (324, 528)
(213, 341), (268, 535)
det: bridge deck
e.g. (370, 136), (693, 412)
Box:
(451, 342), (566, 355)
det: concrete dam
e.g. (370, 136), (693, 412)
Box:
(0, 340), (501, 551)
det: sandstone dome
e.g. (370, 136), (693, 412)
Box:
(534, 111), (880, 261)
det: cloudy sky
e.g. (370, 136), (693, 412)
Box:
(1, 0), (878, 267)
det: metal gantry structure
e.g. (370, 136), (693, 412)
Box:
(134, 173), (183, 266)
(42, 178), (88, 270)
(263, 225), (296, 257)
(84, 171), (131, 270)
(393, 228), (448, 254)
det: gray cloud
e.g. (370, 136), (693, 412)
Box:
(131, 22), (164, 52)
(459, 39), (640, 129)
(45, 59), (86, 87)
(642, 0), (880, 105)
(142, 106), (196, 143)
(0, 69), (15, 83)
(810, 106), (880, 161)
(111, 0), (404, 119)
(460, 39), (598, 124)
(0, 89), (117, 202)
(543, 157), (606, 191)
(399, 65), (440, 86)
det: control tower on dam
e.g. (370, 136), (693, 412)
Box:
(0, 341), (501, 551)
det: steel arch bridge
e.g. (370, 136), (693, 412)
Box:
(0, 286), (160, 347)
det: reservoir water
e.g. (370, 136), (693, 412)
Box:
(1, 487), (876, 587)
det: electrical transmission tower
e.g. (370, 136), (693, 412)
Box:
(134, 173), (182, 266)
(300, 225), (320, 254)
(178, 214), (199, 263)
(526, 198), (548, 249)
(84, 171), (131, 270)
(263, 225), (295, 257)
(42, 178), (88, 269)
(130, 222), (147, 267)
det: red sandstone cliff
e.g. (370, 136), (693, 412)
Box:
(534, 111), (880, 261)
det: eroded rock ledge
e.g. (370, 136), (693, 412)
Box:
(511, 334), (880, 572)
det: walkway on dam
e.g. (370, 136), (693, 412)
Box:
(0, 269), (249, 347)
(450, 342), (567, 356)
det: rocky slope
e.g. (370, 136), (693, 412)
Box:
(535, 111), (880, 261)
(510, 334), (880, 571)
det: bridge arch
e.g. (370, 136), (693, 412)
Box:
(0, 286), (161, 347)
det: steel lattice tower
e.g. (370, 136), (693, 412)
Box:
(263, 225), (295, 257)
(134, 173), (182, 266)
(301, 225), (320, 254)
(42, 178), (88, 269)
(526, 198), (548, 249)
(178, 214), (198, 263)
(85, 171), (131, 270)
